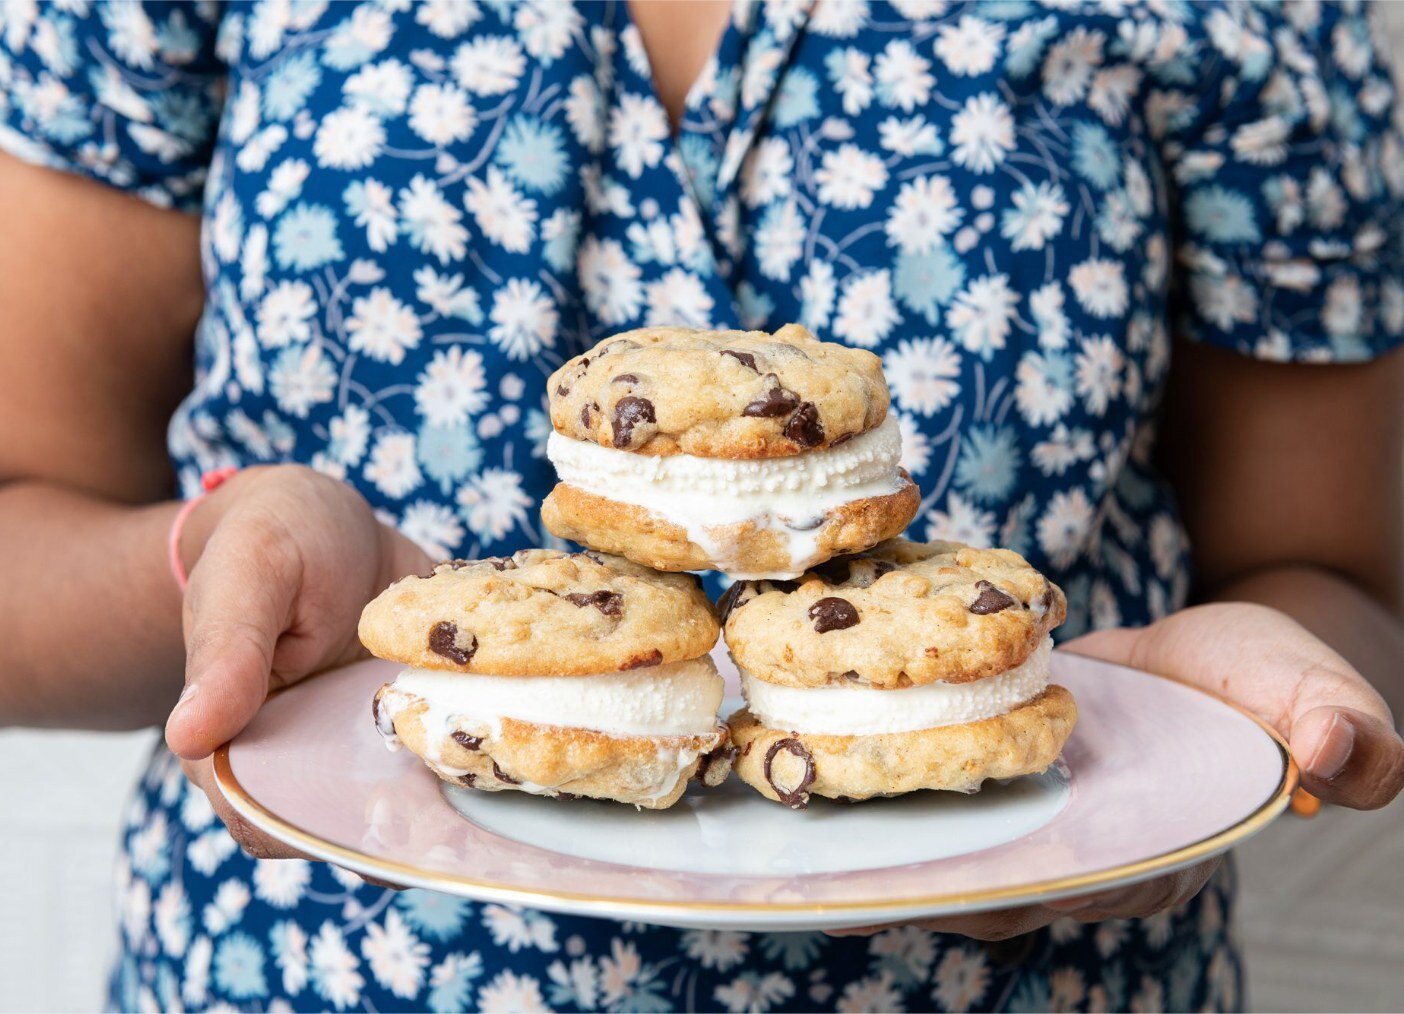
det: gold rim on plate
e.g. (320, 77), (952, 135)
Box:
(212, 664), (1299, 918)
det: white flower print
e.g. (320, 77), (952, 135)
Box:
(932, 946), (991, 1013)
(201, 878), (250, 935)
(273, 920), (310, 995)
(884, 337), (961, 416)
(186, 828), (238, 876)
(564, 74), (606, 153)
(578, 235), (643, 325)
(269, 343), (337, 418)
(948, 273), (1020, 356)
(314, 105), (384, 170)
(609, 91), (668, 178)
(1074, 335), (1124, 416)
(898, 411), (932, 475)
(257, 157), (310, 219)
(1130, 973), (1165, 1012)
(682, 930), (749, 972)
(515, 0), (581, 63)
(347, 288), (423, 364)
(1322, 274), (1364, 339)
(183, 935), (213, 1008)
(478, 970), (549, 1013)
(1069, 258), (1129, 319)
(740, 136), (793, 208)
(714, 971), (795, 1013)
(364, 432), (423, 499)
(256, 280), (317, 347)
(362, 909), (431, 1000)
(1032, 424), (1096, 477)
(346, 178), (398, 252)
(934, 16), (1004, 77)
(815, 143), (887, 209)
(799, 259), (837, 330)
(417, 0), (481, 39)
(451, 35), (525, 95)
(1043, 27), (1104, 106)
(240, 224), (269, 301)
(310, 921), (365, 1011)
(1090, 64), (1142, 126)
(465, 168), (537, 253)
(345, 60), (413, 118)
(1016, 350), (1074, 426)
(489, 278), (559, 359)
(327, 405), (371, 466)
(416, 346), (488, 426)
(886, 175), (962, 254)
(1191, 271), (1257, 331)
(755, 200), (805, 281)
(1037, 487), (1095, 569)
(400, 501), (466, 559)
(1001, 181), (1069, 251)
(1049, 966), (1088, 1010)
(645, 267), (714, 327)
(252, 858), (311, 909)
(950, 93), (1014, 173)
(409, 82), (476, 146)
(153, 881), (191, 959)
(874, 39), (932, 111)
(457, 469), (532, 541)
(926, 491), (995, 547)
(834, 270), (900, 348)
(396, 176), (468, 264)
(869, 925), (937, 983)
(829, 48), (874, 115)
(838, 971), (904, 1013)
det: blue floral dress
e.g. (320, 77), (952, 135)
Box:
(4, 1), (1401, 1010)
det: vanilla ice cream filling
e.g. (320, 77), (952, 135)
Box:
(547, 414), (906, 578)
(743, 638), (1053, 736)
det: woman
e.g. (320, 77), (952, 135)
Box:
(2, 0), (1402, 1010)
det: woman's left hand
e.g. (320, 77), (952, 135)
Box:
(831, 602), (1404, 941)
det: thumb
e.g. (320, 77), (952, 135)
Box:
(165, 519), (298, 760)
(1290, 705), (1404, 810)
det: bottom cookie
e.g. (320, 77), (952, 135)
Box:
(376, 686), (730, 809)
(727, 686), (1077, 808)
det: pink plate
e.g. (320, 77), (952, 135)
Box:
(216, 650), (1295, 931)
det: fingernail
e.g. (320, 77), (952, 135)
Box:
(1307, 713), (1355, 782)
(173, 683), (198, 712)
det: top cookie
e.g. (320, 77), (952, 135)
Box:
(547, 324), (889, 458)
(359, 549), (720, 675)
(722, 539), (1065, 689)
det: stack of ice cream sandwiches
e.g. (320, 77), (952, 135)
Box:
(362, 324), (1074, 809)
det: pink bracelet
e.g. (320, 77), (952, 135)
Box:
(168, 467), (238, 592)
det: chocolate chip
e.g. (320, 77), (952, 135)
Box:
(696, 744), (738, 787)
(840, 670), (861, 681)
(721, 349), (758, 372)
(810, 559), (852, 585)
(620, 648), (663, 669)
(481, 556), (516, 571)
(565, 590), (623, 617)
(742, 377), (800, 417)
(458, 773), (477, 787)
(555, 383), (570, 396)
(580, 400), (599, 429)
(491, 762), (519, 785)
(716, 582), (748, 620)
(451, 731), (482, 751)
(970, 581), (1017, 615)
(783, 402), (825, 447)
(612, 373), (639, 384)
(832, 432), (856, 446)
(598, 339), (640, 356)
(612, 395), (656, 448)
(764, 739), (816, 809)
(428, 621), (477, 665)
(808, 597), (859, 632)
(555, 791), (579, 801)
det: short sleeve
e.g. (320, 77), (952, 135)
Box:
(0, 1), (226, 212)
(1162, 1), (1404, 363)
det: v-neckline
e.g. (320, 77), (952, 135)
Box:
(620, 0), (738, 138)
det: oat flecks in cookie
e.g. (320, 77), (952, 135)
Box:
(724, 538), (1067, 689)
(546, 324), (889, 458)
(358, 548), (719, 675)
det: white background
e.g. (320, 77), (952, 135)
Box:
(5, 5), (1404, 1011)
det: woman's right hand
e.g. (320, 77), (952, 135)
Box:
(164, 464), (432, 860)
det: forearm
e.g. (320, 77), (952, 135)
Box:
(1208, 564), (1404, 724)
(0, 480), (186, 729)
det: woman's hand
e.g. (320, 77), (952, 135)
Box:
(833, 602), (1404, 941)
(165, 465), (431, 860)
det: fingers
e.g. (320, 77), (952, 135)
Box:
(165, 513), (299, 760)
(180, 758), (308, 861)
(1292, 705), (1404, 809)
